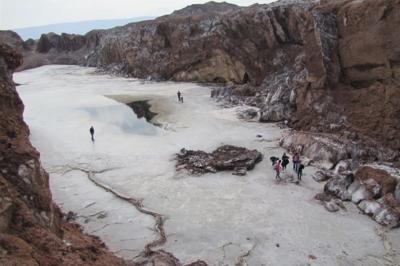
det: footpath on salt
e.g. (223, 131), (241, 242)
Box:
(15, 65), (399, 265)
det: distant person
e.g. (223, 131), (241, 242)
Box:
(177, 91), (181, 102)
(292, 152), (300, 172)
(274, 160), (282, 180)
(298, 163), (305, 181)
(180, 96), (184, 103)
(281, 153), (289, 171)
(90, 126), (95, 142)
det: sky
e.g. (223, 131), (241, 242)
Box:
(0, 0), (276, 30)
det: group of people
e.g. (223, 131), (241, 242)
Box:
(273, 152), (304, 181)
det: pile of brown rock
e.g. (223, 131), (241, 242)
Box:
(175, 145), (262, 176)
(315, 165), (400, 228)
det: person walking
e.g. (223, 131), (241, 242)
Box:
(292, 152), (300, 172)
(177, 91), (181, 102)
(282, 153), (289, 171)
(89, 126), (95, 142)
(297, 162), (305, 181)
(274, 160), (282, 180)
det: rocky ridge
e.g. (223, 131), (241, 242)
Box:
(0, 43), (129, 266)
(1, 0), (399, 230)
(316, 165), (400, 227)
(2, 0), (398, 165)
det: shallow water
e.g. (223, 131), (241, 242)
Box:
(81, 103), (158, 135)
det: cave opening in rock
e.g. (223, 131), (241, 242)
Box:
(213, 76), (226, 83)
(243, 72), (250, 83)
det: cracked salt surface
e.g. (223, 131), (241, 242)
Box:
(15, 65), (399, 265)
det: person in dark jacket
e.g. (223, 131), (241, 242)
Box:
(90, 126), (95, 142)
(177, 91), (181, 102)
(298, 163), (305, 180)
(281, 153), (289, 170)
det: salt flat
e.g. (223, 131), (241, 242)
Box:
(15, 65), (398, 265)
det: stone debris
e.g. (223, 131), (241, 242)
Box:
(316, 166), (400, 228)
(312, 170), (334, 182)
(176, 145), (262, 175)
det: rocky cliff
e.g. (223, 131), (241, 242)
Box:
(0, 43), (130, 265)
(1, 0), (399, 162)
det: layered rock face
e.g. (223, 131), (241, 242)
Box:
(0, 43), (128, 265)
(1, 0), (399, 161)
(293, 0), (400, 159)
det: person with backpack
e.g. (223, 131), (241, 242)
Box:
(281, 153), (289, 171)
(274, 160), (282, 180)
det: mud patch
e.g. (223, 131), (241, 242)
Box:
(127, 100), (158, 125)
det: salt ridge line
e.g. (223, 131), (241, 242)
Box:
(57, 165), (167, 256)
(55, 164), (212, 265)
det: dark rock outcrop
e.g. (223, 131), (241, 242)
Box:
(0, 43), (129, 265)
(316, 164), (400, 227)
(176, 145), (262, 175)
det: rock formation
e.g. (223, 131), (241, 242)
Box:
(0, 40), (211, 266)
(315, 165), (400, 227)
(176, 145), (262, 175)
(0, 43), (129, 265)
(1, 0), (397, 163)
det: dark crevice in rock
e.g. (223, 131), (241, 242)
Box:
(349, 63), (386, 71)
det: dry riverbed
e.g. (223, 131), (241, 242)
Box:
(15, 65), (399, 266)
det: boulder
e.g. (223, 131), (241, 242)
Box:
(358, 200), (382, 217)
(175, 145), (262, 175)
(379, 194), (400, 213)
(364, 194), (400, 228)
(351, 186), (373, 204)
(362, 178), (382, 198)
(237, 108), (259, 121)
(323, 200), (340, 212)
(355, 166), (397, 196)
(333, 160), (353, 176)
(312, 170), (334, 182)
(324, 174), (354, 200)
(373, 208), (400, 228)
(315, 193), (345, 212)
(347, 179), (361, 195)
